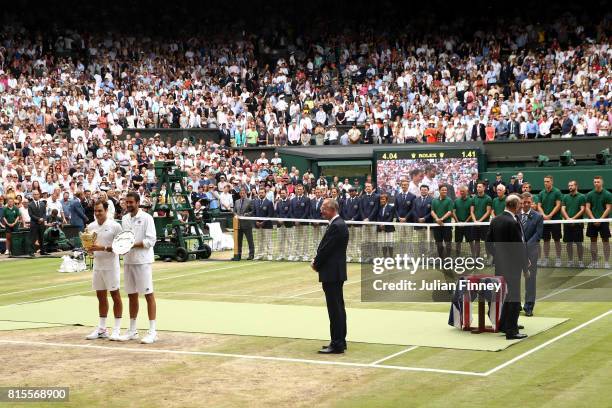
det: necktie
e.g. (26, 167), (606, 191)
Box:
(515, 214), (525, 237)
(521, 213), (528, 226)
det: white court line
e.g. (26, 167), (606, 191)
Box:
(0, 262), (266, 308)
(0, 339), (483, 377)
(536, 271), (612, 301)
(370, 346), (419, 365)
(482, 309), (612, 376)
(0, 281), (90, 297)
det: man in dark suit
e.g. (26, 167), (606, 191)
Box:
(310, 188), (326, 259)
(359, 183), (379, 258)
(519, 192), (543, 316)
(220, 123), (232, 146)
(28, 189), (47, 255)
(377, 193), (396, 257)
(83, 190), (94, 224)
(253, 189), (274, 260)
(486, 194), (529, 340)
(274, 189), (293, 260)
(232, 188), (254, 261)
(311, 199), (349, 354)
(69, 192), (89, 232)
(290, 184), (311, 261)
(414, 185), (434, 254)
(341, 187), (362, 262)
(471, 120), (486, 141)
(467, 172), (479, 196)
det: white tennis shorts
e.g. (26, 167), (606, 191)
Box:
(124, 264), (154, 295)
(92, 268), (120, 292)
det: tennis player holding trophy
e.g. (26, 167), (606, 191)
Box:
(118, 192), (158, 344)
(83, 200), (124, 341)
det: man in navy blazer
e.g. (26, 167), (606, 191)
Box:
(377, 193), (396, 257)
(518, 192), (543, 316)
(311, 199), (349, 354)
(413, 185), (434, 254)
(253, 189), (274, 260)
(310, 188), (326, 260)
(290, 184), (311, 261)
(359, 183), (379, 257)
(69, 192), (89, 232)
(341, 187), (362, 262)
(394, 179), (416, 222)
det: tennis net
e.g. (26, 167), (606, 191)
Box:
(233, 216), (612, 269)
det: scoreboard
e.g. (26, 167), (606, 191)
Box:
(376, 148), (480, 161)
(374, 148), (481, 195)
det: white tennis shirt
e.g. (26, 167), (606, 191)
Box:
(121, 209), (157, 264)
(87, 218), (122, 271)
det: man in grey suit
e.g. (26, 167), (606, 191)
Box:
(519, 192), (543, 316)
(508, 114), (521, 140)
(232, 187), (254, 261)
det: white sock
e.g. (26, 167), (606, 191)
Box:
(129, 318), (137, 333)
(113, 318), (121, 332)
(99, 317), (107, 330)
(149, 320), (156, 333)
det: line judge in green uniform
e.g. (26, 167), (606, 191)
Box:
(538, 175), (563, 267)
(453, 186), (473, 257)
(2, 197), (21, 256)
(431, 185), (454, 263)
(470, 181), (493, 259)
(585, 176), (612, 269)
(561, 180), (586, 267)
(492, 184), (507, 217)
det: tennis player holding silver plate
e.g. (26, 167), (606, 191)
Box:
(118, 192), (158, 344)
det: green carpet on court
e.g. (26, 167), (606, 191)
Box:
(0, 296), (568, 351)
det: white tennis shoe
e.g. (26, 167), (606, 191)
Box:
(109, 330), (122, 341)
(117, 331), (139, 342)
(140, 331), (158, 344)
(85, 328), (108, 340)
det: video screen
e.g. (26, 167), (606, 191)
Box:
(376, 150), (479, 197)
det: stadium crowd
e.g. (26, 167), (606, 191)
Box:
(0, 3), (611, 260)
(0, 6), (611, 150)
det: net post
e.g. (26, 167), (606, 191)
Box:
(233, 216), (239, 257)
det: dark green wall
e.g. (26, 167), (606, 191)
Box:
(481, 166), (612, 192)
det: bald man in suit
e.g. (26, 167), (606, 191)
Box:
(311, 199), (349, 354)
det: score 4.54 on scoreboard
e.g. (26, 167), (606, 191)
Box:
(377, 149), (479, 161)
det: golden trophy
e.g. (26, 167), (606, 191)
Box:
(79, 228), (97, 251)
